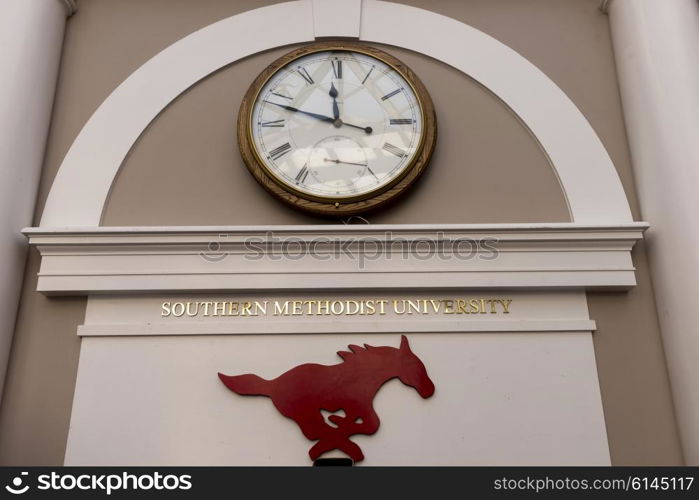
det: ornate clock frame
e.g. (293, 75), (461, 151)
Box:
(237, 41), (437, 216)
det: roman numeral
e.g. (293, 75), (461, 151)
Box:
(332, 60), (342, 79)
(260, 119), (285, 127)
(382, 142), (406, 158)
(381, 89), (401, 101)
(390, 118), (413, 125)
(361, 66), (374, 85)
(270, 91), (292, 100)
(297, 67), (314, 85)
(295, 165), (309, 184)
(269, 142), (291, 161)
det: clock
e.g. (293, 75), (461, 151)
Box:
(237, 42), (437, 216)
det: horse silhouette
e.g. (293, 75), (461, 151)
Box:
(218, 335), (435, 462)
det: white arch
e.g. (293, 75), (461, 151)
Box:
(39, 0), (633, 226)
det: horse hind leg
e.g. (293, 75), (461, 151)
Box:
(291, 409), (329, 441)
(336, 439), (364, 462)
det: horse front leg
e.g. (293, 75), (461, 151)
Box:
(329, 407), (380, 435)
(308, 409), (374, 462)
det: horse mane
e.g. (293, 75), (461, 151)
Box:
(336, 343), (397, 362)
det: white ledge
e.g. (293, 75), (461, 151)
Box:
(25, 223), (648, 295)
(77, 319), (596, 337)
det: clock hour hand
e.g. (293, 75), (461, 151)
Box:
(329, 83), (340, 120)
(342, 122), (373, 134)
(328, 84), (374, 134)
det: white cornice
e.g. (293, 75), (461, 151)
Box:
(24, 223), (648, 294)
(58, 0), (77, 16)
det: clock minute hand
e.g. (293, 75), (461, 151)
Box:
(264, 100), (333, 123)
(264, 100), (372, 134)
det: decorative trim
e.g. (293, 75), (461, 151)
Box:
(24, 223), (648, 294)
(236, 42), (437, 215)
(39, 0), (633, 226)
(77, 319), (596, 337)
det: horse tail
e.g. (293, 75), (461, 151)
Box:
(218, 373), (270, 396)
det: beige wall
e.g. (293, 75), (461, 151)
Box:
(0, 250), (85, 465)
(0, 0), (683, 464)
(101, 43), (567, 225)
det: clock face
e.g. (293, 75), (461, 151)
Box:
(238, 43), (436, 215)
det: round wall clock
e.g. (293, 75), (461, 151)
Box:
(237, 42), (437, 216)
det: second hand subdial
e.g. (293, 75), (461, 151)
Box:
(324, 158), (379, 180)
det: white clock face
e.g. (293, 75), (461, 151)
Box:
(249, 49), (424, 200)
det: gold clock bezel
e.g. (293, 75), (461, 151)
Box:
(237, 41), (437, 216)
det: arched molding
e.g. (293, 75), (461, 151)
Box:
(39, 0), (633, 226)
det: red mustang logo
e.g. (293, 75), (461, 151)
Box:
(218, 335), (435, 462)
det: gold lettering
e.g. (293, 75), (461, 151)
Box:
(346, 300), (360, 315)
(161, 297), (513, 318)
(407, 300), (422, 314)
(499, 299), (512, 314)
(303, 300), (316, 315)
(213, 301), (226, 316)
(171, 302), (185, 317)
(287, 301), (301, 316)
(365, 301), (376, 315)
(429, 299), (442, 313)
(393, 300), (406, 314)
(317, 300), (330, 315)
(161, 302), (172, 317)
(184, 301), (198, 317)
(254, 300), (267, 316)
(456, 299), (469, 314)
(330, 301), (344, 315)
(200, 301), (213, 316)
(488, 299), (497, 314)
(469, 299), (480, 314)
(228, 301), (239, 316)
(274, 301), (290, 315)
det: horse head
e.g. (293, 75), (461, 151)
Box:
(396, 335), (435, 398)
